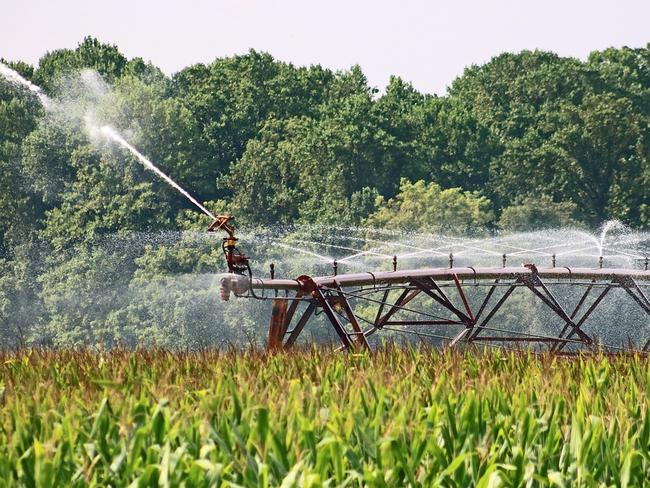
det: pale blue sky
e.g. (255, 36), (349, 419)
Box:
(2, 0), (649, 95)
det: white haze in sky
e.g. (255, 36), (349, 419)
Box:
(1, 0), (649, 95)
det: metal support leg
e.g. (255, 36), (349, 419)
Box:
(553, 285), (612, 352)
(464, 282), (519, 343)
(284, 302), (316, 348)
(375, 287), (422, 328)
(314, 289), (354, 350)
(335, 284), (370, 351)
(268, 299), (288, 350)
(526, 278), (593, 344)
(412, 278), (473, 325)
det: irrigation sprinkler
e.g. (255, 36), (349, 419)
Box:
(208, 215), (251, 301)
(209, 215), (650, 353)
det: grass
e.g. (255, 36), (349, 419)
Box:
(1, 346), (649, 487)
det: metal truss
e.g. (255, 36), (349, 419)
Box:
(262, 268), (650, 353)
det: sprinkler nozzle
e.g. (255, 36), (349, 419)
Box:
(208, 215), (250, 274)
(218, 274), (251, 301)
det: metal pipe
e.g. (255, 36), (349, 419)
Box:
(247, 267), (650, 291)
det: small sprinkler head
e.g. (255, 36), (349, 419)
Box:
(645, 257), (649, 271)
(332, 260), (338, 276)
(208, 215), (250, 274)
(502, 253), (507, 268)
(599, 256), (604, 269)
(449, 252), (454, 268)
(270, 263), (277, 297)
(393, 255), (398, 272)
(552, 254), (556, 268)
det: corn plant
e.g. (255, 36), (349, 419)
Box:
(0, 347), (648, 486)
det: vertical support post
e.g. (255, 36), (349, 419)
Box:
(268, 291), (305, 350)
(552, 254), (556, 268)
(332, 261), (338, 276)
(502, 254), (507, 268)
(393, 255), (398, 272)
(268, 299), (288, 350)
(449, 253), (454, 268)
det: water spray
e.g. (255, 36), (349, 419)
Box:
(0, 62), (52, 109)
(99, 126), (215, 220)
(3, 62), (650, 354)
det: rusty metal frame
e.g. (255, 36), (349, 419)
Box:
(260, 268), (650, 353)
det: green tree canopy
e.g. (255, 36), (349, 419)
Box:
(365, 179), (494, 234)
(498, 195), (579, 232)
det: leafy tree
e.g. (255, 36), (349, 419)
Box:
(498, 195), (579, 232)
(0, 80), (40, 252)
(448, 50), (591, 139)
(172, 51), (336, 200)
(365, 178), (494, 234)
(34, 37), (128, 92)
(491, 94), (644, 223)
(39, 246), (134, 347)
(3, 38), (650, 348)
(587, 45), (650, 113)
(416, 96), (501, 192)
(0, 252), (46, 348)
(43, 146), (173, 252)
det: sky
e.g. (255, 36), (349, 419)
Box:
(2, 0), (649, 95)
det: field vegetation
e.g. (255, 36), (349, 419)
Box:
(1, 347), (649, 486)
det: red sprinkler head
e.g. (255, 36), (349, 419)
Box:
(208, 215), (250, 275)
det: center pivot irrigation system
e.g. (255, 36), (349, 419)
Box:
(209, 216), (650, 353)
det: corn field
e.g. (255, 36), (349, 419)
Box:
(1, 347), (649, 487)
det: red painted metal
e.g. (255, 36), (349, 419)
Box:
(209, 218), (650, 353)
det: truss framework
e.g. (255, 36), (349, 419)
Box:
(259, 267), (650, 353)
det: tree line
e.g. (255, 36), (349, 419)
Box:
(1, 37), (649, 347)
